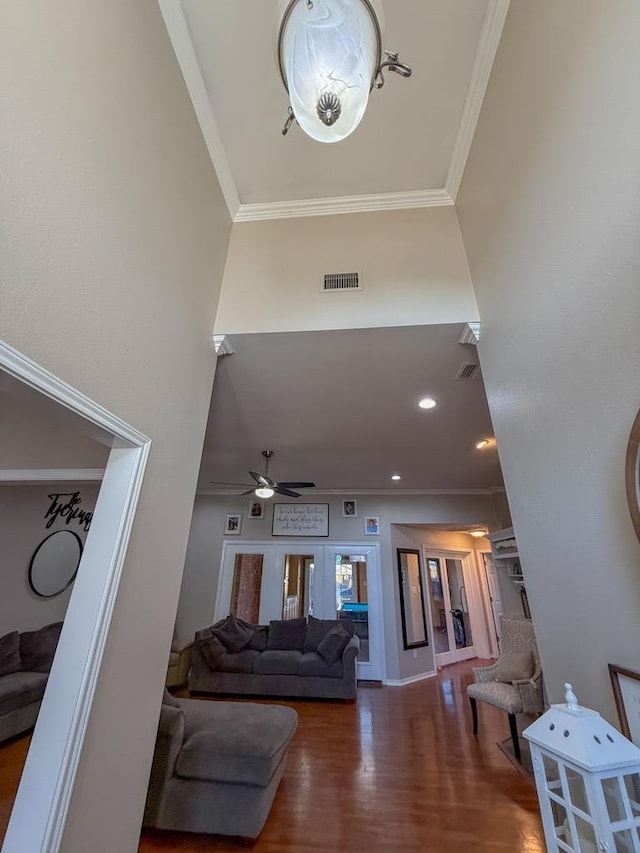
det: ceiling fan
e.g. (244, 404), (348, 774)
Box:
(210, 450), (316, 499)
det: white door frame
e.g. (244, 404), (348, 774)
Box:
(422, 547), (493, 667)
(1, 340), (150, 853)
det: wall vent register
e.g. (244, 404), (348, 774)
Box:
(455, 361), (481, 380)
(322, 272), (361, 292)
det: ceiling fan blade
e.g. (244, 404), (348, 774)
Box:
(240, 488), (257, 496)
(209, 481), (254, 487)
(249, 471), (271, 487)
(277, 481), (316, 489)
(275, 486), (301, 498)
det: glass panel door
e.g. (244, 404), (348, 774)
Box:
(335, 554), (369, 661)
(425, 553), (477, 667)
(282, 553), (314, 619)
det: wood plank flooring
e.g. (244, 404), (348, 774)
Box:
(0, 661), (545, 852)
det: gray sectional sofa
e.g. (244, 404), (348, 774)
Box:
(144, 691), (298, 838)
(0, 622), (63, 742)
(189, 615), (359, 700)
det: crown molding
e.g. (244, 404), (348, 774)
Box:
(0, 469), (106, 484)
(458, 322), (481, 345)
(233, 189), (453, 222)
(159, 0), (509, 221)
(445, 0), (511, 201)
(157, 0), (240, 219)
(211, 334), (235, 355)
(197, 487), (501, 497)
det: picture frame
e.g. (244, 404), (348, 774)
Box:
(608, 663), (640, 745)
(248, 501), (264, 519)
(224, 513), (242, 535)
(364, 516), (379, 535)
(342, 499), (357, 518)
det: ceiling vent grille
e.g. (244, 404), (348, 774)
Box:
(322, 271), (361, 292)
(455, 362), (481, 380)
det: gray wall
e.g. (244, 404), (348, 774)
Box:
(177, 492), (501, 682)
(457, 0), (640, 717)
(1, 1), (232, 849)
(0, 484), (99, 633)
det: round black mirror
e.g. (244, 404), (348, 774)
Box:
(28, 530), (83, 598)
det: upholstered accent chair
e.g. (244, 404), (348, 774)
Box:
(165, 638), (193, 688)
(467, 615), (544, 761)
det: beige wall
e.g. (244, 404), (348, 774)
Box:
(457, 0), (640, 716)
(215, 207), (478, 334)
(0, 2), (231, 850)
(177, 493), (501, 682)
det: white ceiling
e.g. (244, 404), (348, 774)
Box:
(160, 0), (510, 219)
(158, 4), (508, 499)
(199, 324), (503, 494)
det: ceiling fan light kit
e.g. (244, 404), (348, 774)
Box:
(210, 450), (316, 500)
(276, 0), (412, 142)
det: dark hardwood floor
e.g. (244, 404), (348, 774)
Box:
(0, 661), (544, 852)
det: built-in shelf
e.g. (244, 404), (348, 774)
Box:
(493, 551), (519, 560)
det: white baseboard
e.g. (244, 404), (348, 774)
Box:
(384, 670), (437, 687)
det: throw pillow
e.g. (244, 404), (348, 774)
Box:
(304, 616), (339, 653)
(199, 634), (227, 669)
(247, 625), (268, 651)
(317, 625), (351, 664)
(19, 622), (63, 672)
(212, 614), (255, 653)
(0, 631), (20, 677)
(267, 617), (306, 651)
(163, 688), (181, 707)
(495, 651), (534, 683)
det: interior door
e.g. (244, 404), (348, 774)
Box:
(424, 553), (477, 667)
(217, 543), (322, 626)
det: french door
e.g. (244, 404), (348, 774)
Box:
(216, 542), (384, 682)
(423, 550), (478, 667)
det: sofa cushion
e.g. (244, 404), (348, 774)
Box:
(220, 649), (261, 674)
(176, 701), (298, 787)
(298, 652), (343, 678)
(0, 631), (21, 677)
(253, 650), (302, 675)
(495, 651), (534, 683)
(0, 671), (48, 716)
(304, 617), (340, 653)
(317, 625), (351, 664)
(163, 688), (181, 708)
(267, 618), (306, 651)
(212, 614), (255, 653)
(19, 622), (63, 673)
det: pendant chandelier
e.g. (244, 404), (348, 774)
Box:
(276, 0), (412, 143)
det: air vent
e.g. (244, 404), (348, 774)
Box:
(322, 272), (361, 292)
(455, 362), (481, 380)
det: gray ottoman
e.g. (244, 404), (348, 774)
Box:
(144, 694), (298, 838)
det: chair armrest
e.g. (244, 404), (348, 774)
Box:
(472, 663), (499, 683)
(514, 664), (544, 714)
(171, 637), (194, 654)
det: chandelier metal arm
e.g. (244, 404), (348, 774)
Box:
(375, 51), (413, 90)
(282, 106), (297, 136)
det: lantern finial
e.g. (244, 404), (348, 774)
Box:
(564, 683), (579, 711)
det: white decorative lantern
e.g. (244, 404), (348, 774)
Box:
(276, 0), (411, 142)
(523, 684), (640, 853)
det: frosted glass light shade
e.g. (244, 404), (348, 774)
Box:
(278, 0), (382, 143)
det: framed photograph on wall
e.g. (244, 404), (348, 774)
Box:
(609, 664), (640, 745)
(224, 513), (242, 535)
(342, 499), (357, 517)
(364, 516), (379, 535)
(248, 501), (264, 519)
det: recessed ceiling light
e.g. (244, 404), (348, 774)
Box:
(475, 439), (490, 450)
(418, 397), (437, 410)
(391, 474), (401, 481)
(469, 529), (488, 538)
